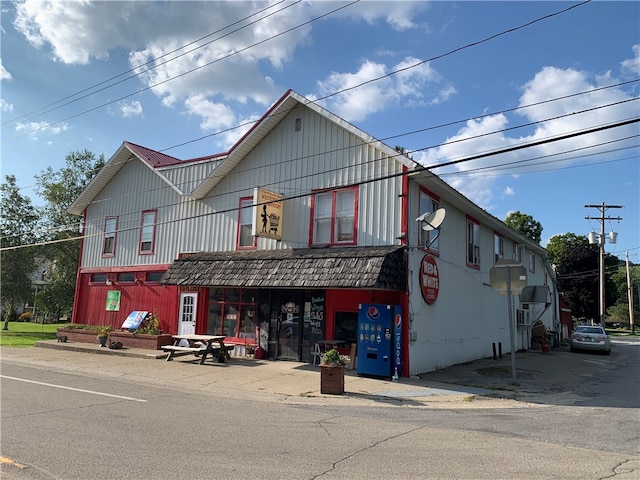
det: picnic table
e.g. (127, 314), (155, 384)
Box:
(161, 334), (236, 365)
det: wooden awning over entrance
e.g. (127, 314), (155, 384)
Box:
(160, 246), (406, 291)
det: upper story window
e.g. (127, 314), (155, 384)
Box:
(513, 244), (523, 263)
(529, 252), (536, 273)
(102, 216), (117, 257)
(494, 233), (504, 264)
(139, 210), (157, 254)
(419, 189), (440, 253)
(311, 187), (358, 245)
(467, 217), (480, 267)
(237, 197), (256, 249)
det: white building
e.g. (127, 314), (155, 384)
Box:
(69, 90), (559, 376)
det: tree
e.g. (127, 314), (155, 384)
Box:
(504, 211), (543, 244)
(1, 175), (39, 330)
(34, 150), (105, 321)
(608, 263), (640, 325)
(548, 233), (618, 322)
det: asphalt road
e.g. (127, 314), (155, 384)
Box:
(1, 341), (638, 480)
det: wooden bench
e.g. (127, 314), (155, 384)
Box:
(162, 344), (236, 364)
(161, 345), (201, 361)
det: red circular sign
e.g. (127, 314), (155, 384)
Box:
(420, 255), (439, 304)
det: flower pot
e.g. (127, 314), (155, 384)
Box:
(98, 335), (108, 347)
(320, 365), (345, 395)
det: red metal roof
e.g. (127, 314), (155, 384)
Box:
(124, 141), (182, 167)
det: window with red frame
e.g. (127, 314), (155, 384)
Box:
(494, 233), (504, 263)
(419, 189), (440, 253)
(467, 217), (480, 267)
(311, 187), (357, 245)
(237, 197), (256, 249)
(102, 216), (117, 256)
(139, 210), (157, 254)
(514, 244), (523, 263)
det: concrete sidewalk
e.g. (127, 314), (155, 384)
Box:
(1, 338), (630, 408)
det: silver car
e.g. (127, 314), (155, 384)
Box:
(570, 325), (611, 354)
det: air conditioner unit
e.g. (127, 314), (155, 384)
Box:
(516, 309), (530, 326)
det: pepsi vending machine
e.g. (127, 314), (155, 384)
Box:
(357, 304), (402, 378)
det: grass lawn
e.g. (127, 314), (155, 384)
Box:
(0, 322), (70, 347)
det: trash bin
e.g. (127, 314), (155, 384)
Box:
(547, 331), (559, 348)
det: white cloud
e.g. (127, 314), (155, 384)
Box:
(418, 66), (639, 209)
(621, 44), (640, 77)
(15, 121), (69, 140)
(1, 99), (14, 112)
(316, 57), (443, 122)
(119, 100), (143, 118)
(504, 186), (515, 196)
(339, 1), (430, 31)
(185, 95), (236, 132)
(0, 58), (11, 81)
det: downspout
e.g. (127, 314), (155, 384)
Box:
(71, 211), (86, 325)
(400, 166), (410, 377)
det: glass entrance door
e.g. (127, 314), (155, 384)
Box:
(274, 291), (303, 361)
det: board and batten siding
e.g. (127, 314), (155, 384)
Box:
(82, 103), (407, 269)
(82, 158), (185, 268)
(176, 106), (405, 251)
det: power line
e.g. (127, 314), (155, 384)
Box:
(1, 0), (294, 130)
(3, 102), (637, 241)
(13, 78), (637, 196)
(2, 0), (589, 147)
(3, 115), (637, 251)
(2, 1), (359, 142)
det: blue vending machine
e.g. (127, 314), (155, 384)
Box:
(357, 304), (402, 378)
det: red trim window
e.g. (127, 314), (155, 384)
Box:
(310, 187), (358, 246)
(139, 210), (157, 254)
(529, 252), (536, 273)
(513, 243), (523, 263)
(466, 216), (480, 268)
(419, 188), (440, 254)
(493, 232), (504, 264)
(237, 197), (256, 249)
(102, 216), (117, 257)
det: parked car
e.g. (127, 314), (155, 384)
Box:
(570, 325), (611, 354)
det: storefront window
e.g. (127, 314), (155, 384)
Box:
(223, 305), (239, 337)
(207, 287), (259, 340)
(335, 311), (358, 344)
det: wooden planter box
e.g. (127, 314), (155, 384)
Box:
(57, 327), (173, 350)
(320, 365), (345, 395)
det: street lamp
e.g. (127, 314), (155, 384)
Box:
(586, 203), (622, 326)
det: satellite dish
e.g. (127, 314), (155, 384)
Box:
(417, 208), (446, 231)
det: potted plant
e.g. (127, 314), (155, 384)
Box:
(95, 325), (113, 347)
(320, 348), (350, 395)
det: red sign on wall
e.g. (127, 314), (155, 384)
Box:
(420, 255), (439, 304)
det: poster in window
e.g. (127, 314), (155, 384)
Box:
(106, 290), (121, 311)
(252, 187), (284, 241)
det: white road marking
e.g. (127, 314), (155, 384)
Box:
(0, 375), (147, 402)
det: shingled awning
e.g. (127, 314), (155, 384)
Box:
(160, 246), (406, 291)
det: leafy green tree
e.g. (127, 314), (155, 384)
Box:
(1, 175), (39, 330)
(608, 263), (640, 325)
(549, 233), (618, 323)
(34, 150), (105, 321)
(504, 211), (543, 244)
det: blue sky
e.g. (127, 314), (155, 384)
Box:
(1, 1), (638, 261)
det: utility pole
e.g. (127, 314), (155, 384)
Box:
(626, 252), (635, 335)
(585, 203), (622, 326)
